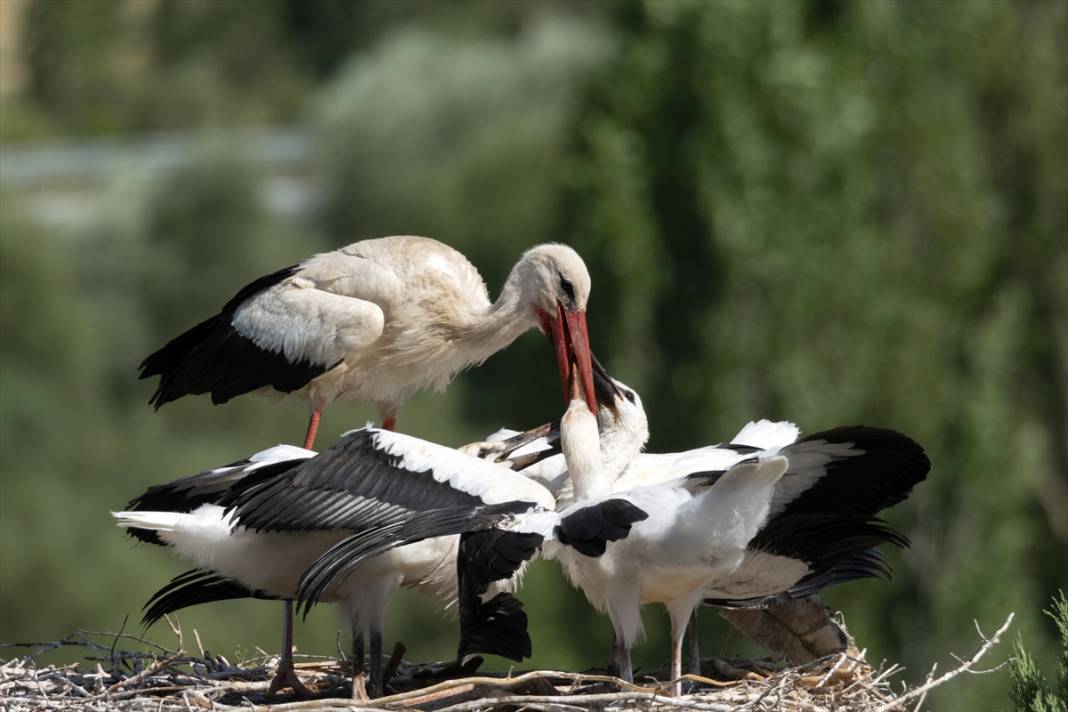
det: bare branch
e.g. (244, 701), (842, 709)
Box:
(872, 613), (1014, 712)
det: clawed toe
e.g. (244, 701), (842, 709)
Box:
(267, 663), (313, 699)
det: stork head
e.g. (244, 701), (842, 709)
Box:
(590, 356), (649, 477)
(515, 244), (596, 414)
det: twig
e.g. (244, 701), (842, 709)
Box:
(873, 612), (1014, 712)
(433, 691), (737, 712)
(816, 652), (848, 688)
(164, 615), (185, 653)
(910, 662), (936, 712)
(381, 641), (406, 686)
(193, 629), (206, 659)
(371, 670), (652, 705)
(108, 615), (131, 669)
(99, 653), (184, 698)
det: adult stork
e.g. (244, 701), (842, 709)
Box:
(113, 419), (646, 698)
(139, 236), (597, 447)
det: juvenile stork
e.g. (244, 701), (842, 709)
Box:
(113, 414), (646, 698)
(478, 367), (930, 691)
(140, 236), (596, 447)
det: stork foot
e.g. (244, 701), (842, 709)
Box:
(267, 662), (313, 699)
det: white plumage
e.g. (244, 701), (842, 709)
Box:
(476, 369), (927, 689)
(141, 236), (598, 448)
(113, 414), (646, 700)
(546, 397), (791, 693)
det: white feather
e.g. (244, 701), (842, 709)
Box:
(362, 428), (556, 509)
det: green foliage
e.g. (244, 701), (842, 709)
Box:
(2, 0), (1066, 707)
(1011, 591), (1068, 712)
(557, 1), (1067, 706)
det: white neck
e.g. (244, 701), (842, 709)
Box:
(562, 400), (614, 501)
(459, 266), (537, 363)
(596, 404), (648, 482)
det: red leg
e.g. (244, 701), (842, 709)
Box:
(303, 410), (322, 449)
(381, 414), (396, 431)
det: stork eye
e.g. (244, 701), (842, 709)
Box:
(622, 389), (636, 404)
(559, 274), (576, 304)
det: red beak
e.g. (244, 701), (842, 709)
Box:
(559, 303), (597, 414)
(537, 304), (598, 414)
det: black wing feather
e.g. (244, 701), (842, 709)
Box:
(705, 549), (893, 608)
(226, 430), (491, 534)
(139, 265), (331, 408)
(455, 529), (543, 662)
(123, 458), (306, 545)
(457, 592), (530, 662)
(295, 502), (535, 615)
(703, 427), (927, 608)
(141, 569), (274, 627)
(554, 499), (649, 557)
(782, 426), (930, 517)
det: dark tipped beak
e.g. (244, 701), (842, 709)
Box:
(495, 420), (562, 470)
(560, 303), (597, 414)
(544, 306), (571, 405)
(493, 421), (556, 460)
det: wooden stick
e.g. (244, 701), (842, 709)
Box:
(433, 691), (738, 712)
(872, 612), (1014, 712)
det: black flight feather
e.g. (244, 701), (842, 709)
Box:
(139, 265), (331, 408)
(225, 430), (491, 534)
(122, 457), (305, 545)
(457, 592), (531, 662)
(781, 426), (930, 517)
(295, 501), (535, 616)
(703, 426), (927, 608)
(554, 499), (649, 557)
(141, 569), (274, 627)
(456, 528), (543, 662)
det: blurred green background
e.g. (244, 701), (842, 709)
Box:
(1, 1), (1065, 708)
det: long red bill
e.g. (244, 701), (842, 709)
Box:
(540, 306), (572, 404)
(560, 303), (597, 414)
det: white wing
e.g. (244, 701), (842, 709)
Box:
(731, 420), (800, 450)
(231, 252), (401, 368)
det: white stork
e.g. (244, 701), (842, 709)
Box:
(474, 365), (929, 691)
(140, 236), (597, 448)
(113, 416), (646, 698)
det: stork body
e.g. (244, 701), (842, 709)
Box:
(115, 422), (644, 698)
(141, 237), (596, 447)
(548, 397), (790, 692)
(488, 368), (929, 689)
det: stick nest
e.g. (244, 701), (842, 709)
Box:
(0, 613), (1012, 712)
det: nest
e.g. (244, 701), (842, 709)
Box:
(0, 612), (1012, 712)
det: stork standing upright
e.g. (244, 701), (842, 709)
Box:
(113, 395), (648, 699)
(480, 365), (930, 691)
(140, 236), (597, 447)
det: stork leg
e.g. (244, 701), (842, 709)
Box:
(609, 630), (633, 684)
(666, 603), (698, 697)
(268, 601), (312, 698)
(350, 632), (367, 701)
(377, 402), (398, 432)
(669, 623), (685, 697)
(686, 609), (701, 675)
(303, 409), (322, 449)
(368, 627), (384, 698)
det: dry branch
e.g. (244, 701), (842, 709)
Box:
(0, 613), (1015, 712)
